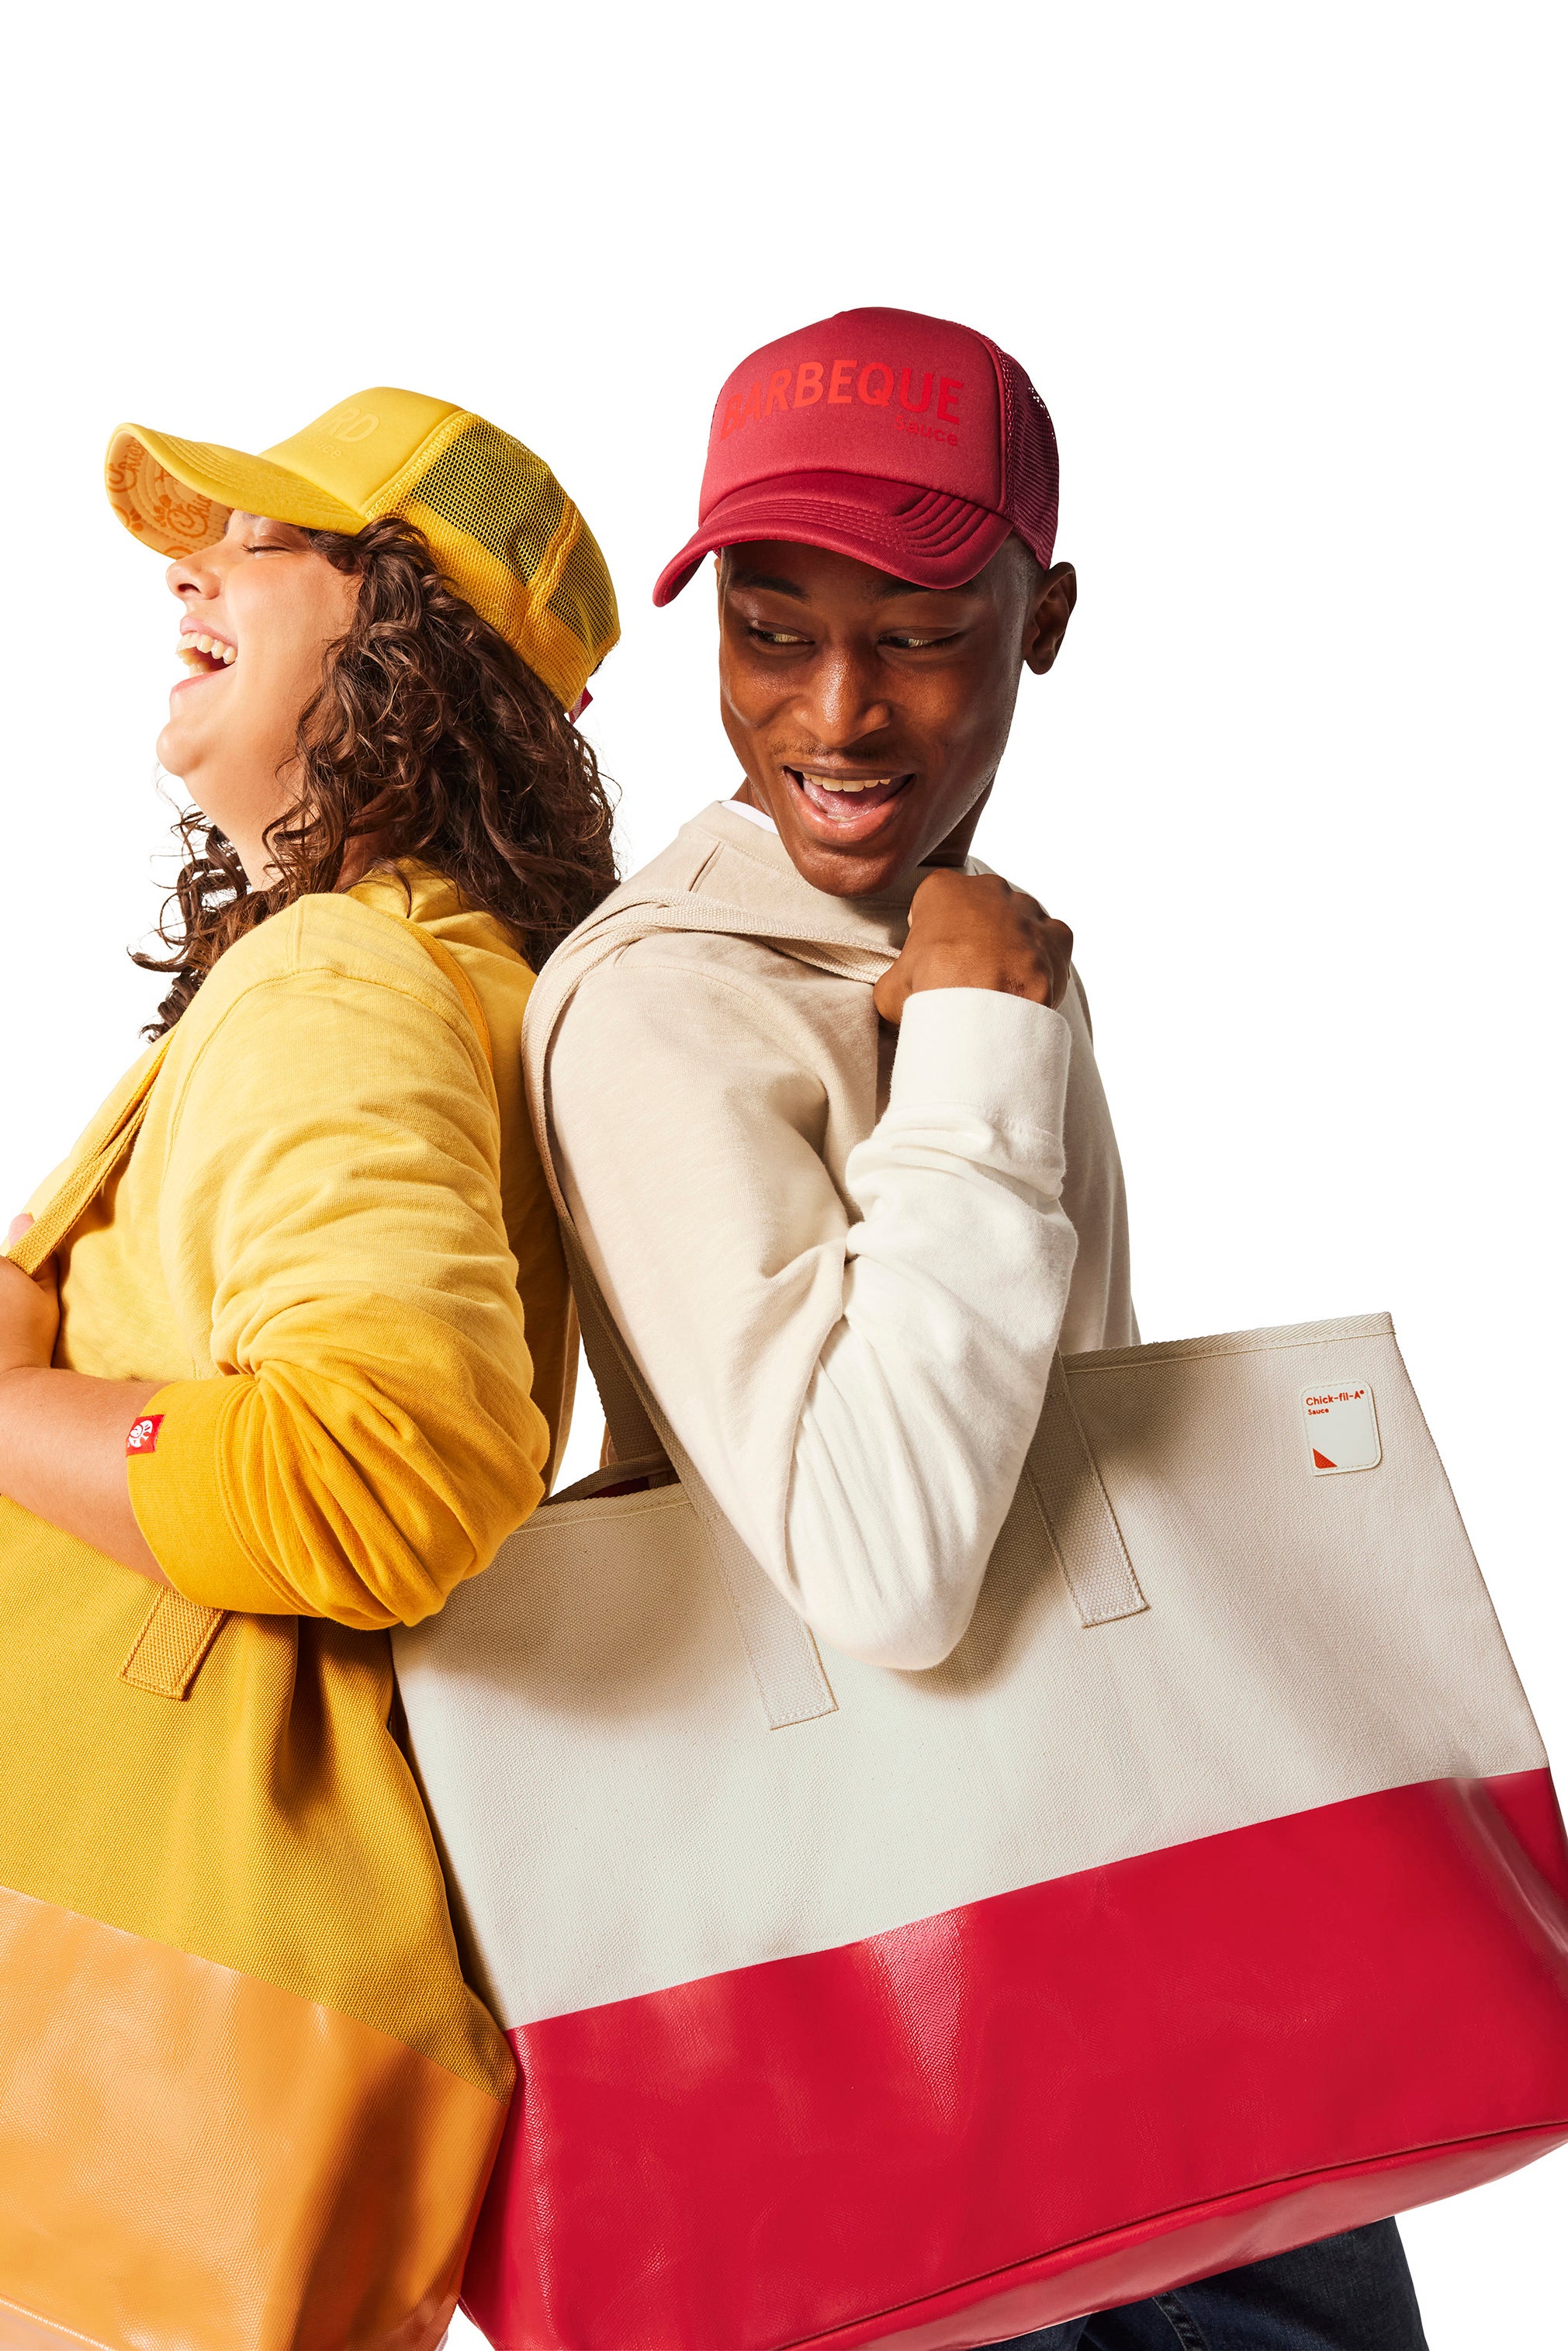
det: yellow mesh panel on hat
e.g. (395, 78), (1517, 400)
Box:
(379, 415), (619, 710)
(546, 515), (620, 671)
(403, 417), (567, 577)
(398, 500), (576, 709)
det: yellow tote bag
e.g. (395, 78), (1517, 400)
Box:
(0, 930), (514, 2351)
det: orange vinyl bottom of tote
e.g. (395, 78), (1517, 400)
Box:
(0, 1884), (507, 2351)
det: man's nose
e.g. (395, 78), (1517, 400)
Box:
(804, 646), (893, 746)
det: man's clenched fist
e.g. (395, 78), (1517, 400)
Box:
(873, 870), (1074, 1025)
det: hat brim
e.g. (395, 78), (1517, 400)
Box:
(652, 472), (1014, 606)
(106, 424), (365, 556)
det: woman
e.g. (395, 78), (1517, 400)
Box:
(0, 390), (617, 2350)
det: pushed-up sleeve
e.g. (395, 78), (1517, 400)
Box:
(129, 963), (549, 1628)
(549, 957), (1078, 1671)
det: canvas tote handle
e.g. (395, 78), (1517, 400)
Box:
(523, 892), (1146, 1724)
(3, 914), (497, 1703)
(524, 897), (869, 1729)
(1026, 1359), (1147, 1627)
(6, 1036), (174, 1276)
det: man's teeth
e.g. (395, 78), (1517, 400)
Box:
(178, 633), (237, 668)
(800, 774), (893, 795)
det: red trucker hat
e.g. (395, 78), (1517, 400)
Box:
(653, 306), (1059, 605)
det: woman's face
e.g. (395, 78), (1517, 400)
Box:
(158, 513), (361, 882)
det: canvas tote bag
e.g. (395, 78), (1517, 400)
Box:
(394, 897), (1568, 2351)
(0, 917), (516, 2351)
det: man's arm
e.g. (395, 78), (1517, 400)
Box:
(549, 877), (1081, 1669)
(787, 984), (1078, 1664)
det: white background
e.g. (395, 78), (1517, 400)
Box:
(3, 3), (1563, 2339)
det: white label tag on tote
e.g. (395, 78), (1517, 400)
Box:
(1302, 1383), (1381, 1474)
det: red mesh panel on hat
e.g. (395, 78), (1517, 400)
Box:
(980, 335), (1060, 570)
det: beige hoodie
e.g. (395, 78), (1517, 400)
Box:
(539, 799), (1135, 1668)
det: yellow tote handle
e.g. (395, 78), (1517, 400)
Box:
(5, 1036), (174, 1276)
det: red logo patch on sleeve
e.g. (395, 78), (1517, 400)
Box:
(126, 1413), (164, 1457)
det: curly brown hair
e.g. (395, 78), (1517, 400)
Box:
(135, 514), (618, 1034)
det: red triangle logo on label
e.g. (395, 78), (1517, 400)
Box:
(1313, 1448), (1336, 1470)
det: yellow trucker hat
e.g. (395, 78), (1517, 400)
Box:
(105, 387), (618, 713)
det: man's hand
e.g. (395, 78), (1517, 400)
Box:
(0, 1214), (60, 1380)
(874, 871), (1075, 1027)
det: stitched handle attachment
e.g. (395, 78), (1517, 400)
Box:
(119, 1587), (229, 1700)
(1023, 1356), (1148, 1626)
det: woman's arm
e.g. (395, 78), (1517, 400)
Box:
(121, 954), (550, 1629)
(0, 1217), (166, 1583)
(5, 922), (549, 1629)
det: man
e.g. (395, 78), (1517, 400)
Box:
(545, 307), (1427, 2349)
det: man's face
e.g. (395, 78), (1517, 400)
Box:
(716, 538), (1076, 897)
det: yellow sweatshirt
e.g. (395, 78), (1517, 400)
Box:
(36, 864), (567, 1629)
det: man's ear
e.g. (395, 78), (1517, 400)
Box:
(1023, 561), (1077, 675)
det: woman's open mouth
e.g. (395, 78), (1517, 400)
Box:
(175, 631), (238, 681)
(785, 767), (914, 835)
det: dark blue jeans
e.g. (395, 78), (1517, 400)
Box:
(986, 2222), (1427, 2349)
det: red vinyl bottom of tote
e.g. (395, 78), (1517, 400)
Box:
(462, 1771), (1568, 2351)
